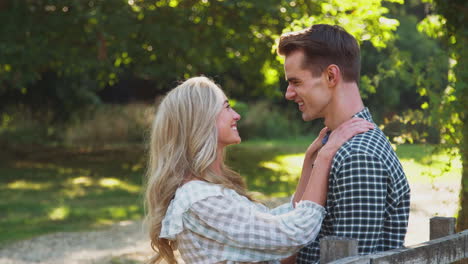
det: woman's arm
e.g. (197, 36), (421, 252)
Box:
(293, 127), (329, 205)
(185, 194), (326, 260)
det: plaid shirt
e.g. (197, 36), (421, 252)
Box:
(160, 181), (326, 264)
(297, 107), (411, 263)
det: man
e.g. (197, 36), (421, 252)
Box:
(277, 24), (411, 263)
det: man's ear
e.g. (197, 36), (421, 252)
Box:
(325, 64), (341, 87)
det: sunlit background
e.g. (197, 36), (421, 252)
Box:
(0, 0), (466, 263)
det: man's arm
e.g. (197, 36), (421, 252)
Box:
(331, 152), (388, 254)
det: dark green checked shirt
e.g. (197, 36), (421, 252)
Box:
(297, 107), (411, 263)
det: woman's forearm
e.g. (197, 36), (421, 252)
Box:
(293, 150), (318, 205)
(300, 153), (333, 206)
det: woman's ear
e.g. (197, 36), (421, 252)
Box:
(326, 64), (341, 87)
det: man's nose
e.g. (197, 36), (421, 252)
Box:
(285, 85), (296, 101)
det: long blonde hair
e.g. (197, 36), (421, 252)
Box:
(144, 76), (250, 263)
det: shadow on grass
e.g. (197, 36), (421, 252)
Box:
(3, 140), (453, 246)
(395, 144), (461, 183)
(0, 144), (147, 246)
(0, 141), (311, 246)
(227, 139), (309, 198)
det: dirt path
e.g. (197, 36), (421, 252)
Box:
(0, 181), (460, 264)
(405, 182), (460, 246)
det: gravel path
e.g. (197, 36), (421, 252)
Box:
(0, 220), (154, 264)
(0, 182), (460, 264)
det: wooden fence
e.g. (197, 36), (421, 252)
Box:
(321, 217), (467, 264)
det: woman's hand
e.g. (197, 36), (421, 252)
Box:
(306, 127), (330, 157)
(318, 118), (374, 158)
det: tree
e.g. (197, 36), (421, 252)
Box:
(361, 13), (449, 122)
(419, 0), (467, 232)
(1, 0), (405, 120)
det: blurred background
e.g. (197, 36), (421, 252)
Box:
(0, 0), (466, 262)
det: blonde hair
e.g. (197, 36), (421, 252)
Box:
(144, 76), (250, 263)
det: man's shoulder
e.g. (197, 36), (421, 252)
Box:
(333, 127), (401, 168)
(340, 127), (391, 155)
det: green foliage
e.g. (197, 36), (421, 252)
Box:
(381, 109), (440, 144)
(1, 101), (316, 147)
(360, 7), (449, 122)
(281, 0), (402, 49)
(0, 105), (59, 145)
(0, 0), (405, 119)
(64, 103), (154, 146)
(419, 0), (468, 231)
(416, 0), (466, 148)
(237, 100), (312, 140)
(0, 103), (155, 146)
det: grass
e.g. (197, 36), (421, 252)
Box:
(395, 144), (461, 184)
(229, 138), (462, 198)
(0, 144), (146, 247)
(0, 140), (462, 246)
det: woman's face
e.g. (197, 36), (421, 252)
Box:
(216, 95), (241, 148)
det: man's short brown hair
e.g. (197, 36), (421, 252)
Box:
(278, 24), (361, 83)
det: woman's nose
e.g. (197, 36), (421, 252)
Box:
(233, 110), (241, 121)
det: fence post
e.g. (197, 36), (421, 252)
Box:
(320, 236), (359, 263)
(430, 217), (456, 240)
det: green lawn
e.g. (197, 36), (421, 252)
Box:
(0, 141), (462, 246)
(230, 139), (462, 197)
(0, 144), (146, 246)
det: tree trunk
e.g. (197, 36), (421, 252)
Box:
(452, 30), (467, 263)
(455, 33), (468, 234)
(453, 95), (468, 262)
(457, 124), (468, 231)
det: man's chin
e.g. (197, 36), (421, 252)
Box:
(302, 113), (314, 122)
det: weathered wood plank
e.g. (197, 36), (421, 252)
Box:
(320, 236), (358, 263)
(327, 255), (371, 264)
(326, 230), (468, 264)
(430, 217), (456, 240)
(371, 232), (466, 264)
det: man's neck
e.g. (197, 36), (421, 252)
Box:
(324, 82), (364, 130)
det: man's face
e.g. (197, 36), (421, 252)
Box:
(284, 50), (332, 121)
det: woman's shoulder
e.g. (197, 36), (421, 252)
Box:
(160, 181), (230, 239)
(175, 180), (225, 201)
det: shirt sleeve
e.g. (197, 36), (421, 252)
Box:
(254, 195), (295, 216)
(269, 201), (294, 215)
(184, 194), (326, 254)
(329, 152), (388, 254)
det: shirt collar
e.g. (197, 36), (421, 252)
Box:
(352, 107), (373, 123)
(322, 107), (373, 145)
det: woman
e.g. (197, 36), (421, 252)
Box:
(144, 76), (373, 263)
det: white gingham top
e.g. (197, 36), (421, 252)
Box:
(160, 180), (326, 264)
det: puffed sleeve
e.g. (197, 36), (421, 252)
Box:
(184, 194), (326, 255)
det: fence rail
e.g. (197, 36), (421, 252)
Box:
(321, 217), (466, 264)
